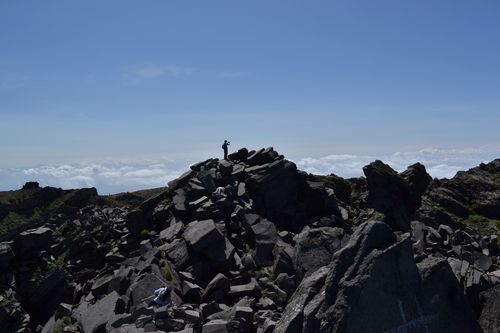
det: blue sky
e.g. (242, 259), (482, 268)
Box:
(1, 1), (499, 193)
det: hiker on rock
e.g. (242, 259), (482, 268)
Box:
(222, 140), (230, 160)
(149, 285), (173, 307)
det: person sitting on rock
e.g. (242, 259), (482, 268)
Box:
(224, 184), (234, 197)
(149, 285), (173, 307)
(222, 140), (230, 160)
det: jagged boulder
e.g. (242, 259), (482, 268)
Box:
(276, 221), (481, 333)
(293, 227), (346, 279)
(362, 161), (415, 231)
(74, 291), (120, 333)
(14, 226), (53, 256)
(183, 219), (224, 252)
(479, 284), (500, 333)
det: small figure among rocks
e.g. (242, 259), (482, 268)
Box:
(222, 140), (230, 160)
(148, 286), (173, 307)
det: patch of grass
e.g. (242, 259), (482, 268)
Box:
(0, 293), (16, 307)
(53, 221), (80, 239)
(62, 315), (73, 326)
(140, 229), (150, 239)
(163, 265), (173, 281)
(102, 187), (168, 207)
(259, 267), (277, 281)
(463, 214), (500, 237)
(311, 174), (352, 204)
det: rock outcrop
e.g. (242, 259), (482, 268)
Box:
(0, 149), (499, 333)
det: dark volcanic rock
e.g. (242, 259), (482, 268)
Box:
(479, 284), (500, 333)
(276, 221), (481, 333)
(15, 226), (53, 256)
(362, 160), (416, 231)
(183, 219), (224, 252)
(251, 219), (278, 266)
(293, 227), (346, 279)
(75, 291), (120, 333)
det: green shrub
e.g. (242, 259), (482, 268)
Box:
(140, 229), (150, 239)
(62, 315), (73, 325)
(163, 265), (173, 281)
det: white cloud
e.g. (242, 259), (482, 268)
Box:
(4, 159), (190, 194)
(294, 146), (500, 179)
(129, 65), (197, 79)
(1, 146), (498, 194)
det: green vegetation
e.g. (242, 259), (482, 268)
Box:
(32, 250), (69, 282)
(101, 187), (167, 207)
(463, 214), (500, 237)
(53, 221), (81, 239)
(312, 174), (352, 204)
(0, 293), (16, 307)
(259, 267), (277, 281)
(62, 315), (73, 326)
(140, 229), (150, 239)
(163, 265), (173, 281)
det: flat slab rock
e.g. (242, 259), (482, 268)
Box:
(75, 291), (120, 333)
(183, 219), (223, 252)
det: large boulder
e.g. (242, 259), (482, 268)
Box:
(74, 291), (120, 333)
(362, 161), (414, 231)
(14, 226), (53, 256)
(127, 273), (169, 309)
(250, 219), (278, 266)
(276, 221), (481, 333)
(293, 227), (346, 279)
(183, 220), (223, 252)
(0, 242), (14, 269)
(479, 285), (500, 333)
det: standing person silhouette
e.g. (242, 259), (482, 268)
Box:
(222, 140), (230, 160)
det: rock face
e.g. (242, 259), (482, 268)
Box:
(362, 161), (422, 231)
(0, 148), (498, 333)
(276, 221), (481, 333)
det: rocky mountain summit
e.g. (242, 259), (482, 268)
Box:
(1, 147), (499, 333)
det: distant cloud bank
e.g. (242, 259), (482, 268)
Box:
(0, 160), (190, 195)
(0, 147), (498, 194)
(294, 147), (500, 179)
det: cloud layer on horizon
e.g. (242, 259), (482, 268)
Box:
(0, 147), (498, 194)
(294, 147), (500, 179)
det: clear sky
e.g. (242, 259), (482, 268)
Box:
(1, 1), (499, 193)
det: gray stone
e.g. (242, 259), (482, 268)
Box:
(251, 219), (278, 266)
(91, 275), (113, 297)
(75, 291), (120, 333)
(204, 237), (235, 268)
(474, 252), (493, 271)
(479, 285), (500, 333)
(184, 220), (223, 252)
(0, 242), (14, 268)
(106, 313), (132, 330)
(108, 266), (133, 295)
(15, 226), (53, 255)
(228, 279), (261, 298)
(183, 280), (203, 303)
(203, 319), (229, 333)
(159, 222), (183, 243)
(164, 239), (190, 270)
(276, 221), (481, 333)
(185, 309), (201, 325)
(156, 318), (185, 331)
(168, 170), (194, 190)
(203, 273), (230, 302)
(128, 274), (168, 309)
(293, 227), (345, 279)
